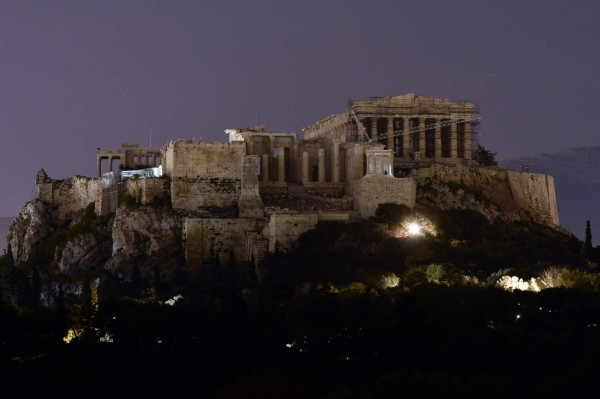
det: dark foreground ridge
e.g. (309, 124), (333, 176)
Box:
(2, 204), (600, 398)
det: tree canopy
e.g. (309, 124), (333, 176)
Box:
(472, 144), (498, 166)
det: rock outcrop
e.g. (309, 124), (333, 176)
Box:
(7, 199), (183, 285)
(8, 200), (52, 265)
(500, 146), (600, 244)
(419, 164), (559, 226)
(58, 222), (113, 275)
(108, 206), (182, 280)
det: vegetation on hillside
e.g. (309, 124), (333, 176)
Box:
(1, 203), (600, 397)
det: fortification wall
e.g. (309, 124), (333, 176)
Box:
(184, 218), (257, 277)
(124, 178), (169, 205)
(350, 176), (417, 218)
(267, 212), (319, 252)
(163, 140), (245, 179)
(163, 141), (245, 211)
(238, 155), (264, 218)
(171, 177), (241, 211)
(38, 176), (102, 223)
(421, 164), (559, 226)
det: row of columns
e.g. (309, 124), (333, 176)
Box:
(97, 156), (121, 177)
(260, 143), (342, 185)
(366, 116), (471, 161)
(299, 142), (341, 184)
(261, 148), (287, 184)
(97, 150), (160, 177)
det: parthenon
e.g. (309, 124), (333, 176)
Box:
(302, 93), (480, 172)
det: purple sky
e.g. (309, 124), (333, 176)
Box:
(1, 0), (598, 217)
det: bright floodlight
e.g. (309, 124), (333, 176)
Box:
(407, 222), (421, 236)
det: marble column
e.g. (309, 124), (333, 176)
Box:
(450, 123), (458, 159)
(278, 147), (285, 183)
(318, 149), (325, 183)
(302, 151), (309, 184)
(370, 118), (378, 141)
(434, 119), (441, 159)
(332, 142), (340, 183)
(97, 157), (102, 177)
(292, 141), (298, 181)
(387, 118), (394, 152)
(419, 117), (426, 157)
(269, 137), (274, 177)
(403, 118), (411, 159)
(109, 157), (113, 174)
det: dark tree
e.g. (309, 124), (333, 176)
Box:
(228, 249), (236, 271)
(585, 220), (593, 259)
(15, 268), (32, 308)
(55, 284), (67, 339)
(153, 265), (161, 294)
(130, 264), (142, 297)
(30, 265), (41, 307)
(81, 277), (93, 326)
(472, 144), (498, 166)
(569, 234), (584, 265)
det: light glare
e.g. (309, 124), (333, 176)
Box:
(408, 222), (421, 236)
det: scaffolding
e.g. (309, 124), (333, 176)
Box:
(345, 97), (482, 153)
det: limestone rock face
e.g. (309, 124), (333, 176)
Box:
(58, 224), (112, 275)
(8, 200), (51, 265)
(416, 180), (502, 222)
(419, 164), (559, 226)
(109, 207), (182, 279)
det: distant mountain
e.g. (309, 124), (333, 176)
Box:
(0, 217), (13, 254)
(500, 146), (600, 245)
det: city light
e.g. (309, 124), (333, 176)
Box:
(407, 222), (422, 236)
(392, 217), (437, 238)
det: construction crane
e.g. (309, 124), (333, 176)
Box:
(348, 109), (372, 142)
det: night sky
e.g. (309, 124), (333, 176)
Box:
(1, 0), (598, 217)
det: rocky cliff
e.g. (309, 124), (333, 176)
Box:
(418, 164), (559, 227)
(4, 162), (564, 293)
(7, 199), (183, 286)
(500, 146), (600, 244)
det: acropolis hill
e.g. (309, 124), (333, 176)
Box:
(8, 94), (559, 279)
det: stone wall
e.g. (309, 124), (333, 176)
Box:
(238, 156), (264, 218)
(171, 177), (241, 211)
(163, 140), (245, 179)
(267, 212), (319, 252)
(350, 176), (417, 218)
(421, 164), (559, 226)
(124, 178), (170, 205)
(163, 140), (246, 211)
(38, 176), (102, 223)
(184, 218), (257, 276)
